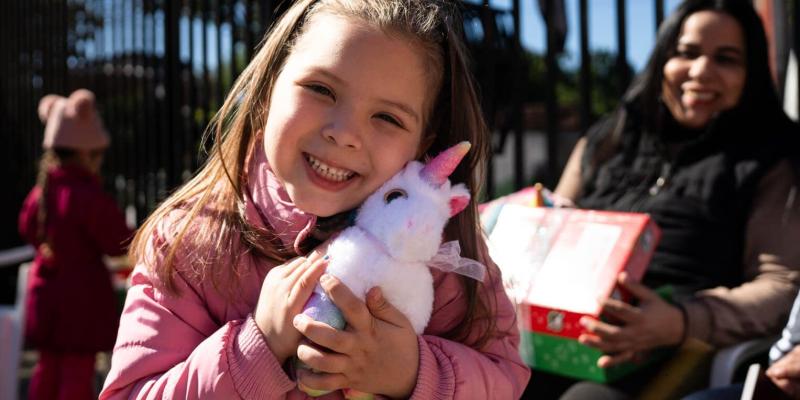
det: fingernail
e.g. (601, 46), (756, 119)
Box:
(369, 287), (382, 302)
(579, 317), (589, 327)
(320, 274), (331, 284)
(323, 254), (330, 261)
(293, 314), (306, 327)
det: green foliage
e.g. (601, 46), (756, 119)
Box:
(518, 49), (634, 119)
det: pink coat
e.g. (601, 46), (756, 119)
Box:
(18, 165), (132, 353)
(100, 164), (530, 399)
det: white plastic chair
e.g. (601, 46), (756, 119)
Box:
(0, 262), (31, 400)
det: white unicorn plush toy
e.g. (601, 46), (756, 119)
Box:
(298, 141), (486, 399)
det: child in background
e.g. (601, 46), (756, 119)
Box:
(100, 0), (530, 399)
(19, 89), (133, 400)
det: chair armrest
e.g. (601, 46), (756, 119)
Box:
(709, 337), (779, 388)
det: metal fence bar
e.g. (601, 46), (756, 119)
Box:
(616, 0), (630, 96)
(795, 0), (799, 119)
(512, 0), (524, 190)
(579, 0), (591, 133)
(655, 0), (664, 33)
(544, 0), (560, 187)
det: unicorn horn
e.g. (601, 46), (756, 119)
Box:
(420, 141), (471, 186)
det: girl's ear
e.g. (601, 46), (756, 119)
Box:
(449, 194), (470, 217)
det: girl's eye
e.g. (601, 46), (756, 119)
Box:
(376, 113), (403, 128)
(306, 84), (335, 100)
(383, 188), (408, 203)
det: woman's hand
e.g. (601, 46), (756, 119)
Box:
(766, 346), (800, 398)
(293, 275), (420, 398)
(578, 272), (685, 368)
(254, 249), (329, 365)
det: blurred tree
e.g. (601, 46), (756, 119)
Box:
(519, 49), (634, 122)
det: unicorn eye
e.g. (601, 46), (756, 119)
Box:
(383, 189), (407, 204)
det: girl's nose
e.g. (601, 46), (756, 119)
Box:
(688, 56), (714, 81)
(322, 112), (363, 150)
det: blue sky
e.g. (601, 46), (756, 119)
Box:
(471, 0), (685, 71)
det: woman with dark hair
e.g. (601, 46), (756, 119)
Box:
(546, 0), (800, 398)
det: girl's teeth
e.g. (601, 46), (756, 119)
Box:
(307, 155), (354, 182)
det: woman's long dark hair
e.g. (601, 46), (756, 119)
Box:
(590, 0), (796, 169)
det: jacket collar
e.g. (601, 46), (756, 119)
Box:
(242, 142), (317, 255)
(48, 164), (100, 185)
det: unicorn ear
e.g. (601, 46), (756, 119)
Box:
(449, 195), (470, 217)
(449, 184), (471, 217)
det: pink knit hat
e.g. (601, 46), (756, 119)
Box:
(38, 89), (110, 150)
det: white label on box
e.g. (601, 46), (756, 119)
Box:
(487, 205), (566, 304)
(528, 222), (621, 314)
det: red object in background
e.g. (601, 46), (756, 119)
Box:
(18, 165), (133, 353)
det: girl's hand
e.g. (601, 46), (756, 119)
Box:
(293, 275), (420, 398)
(254, 249), (329, 365)
(578, 272), (685, 368)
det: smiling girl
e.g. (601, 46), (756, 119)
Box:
(99, 1), (530, 399)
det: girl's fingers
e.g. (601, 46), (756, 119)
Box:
(284, 256), (311, 281)
(296, 341), (349, 373)
(291, 256), (329, 300)
(296, 368), (348, 392)
(294, 314), (352, 354)
(286, 246), (327, 284)
(365, 287), (412, 329)
(320, 274), (371, 331)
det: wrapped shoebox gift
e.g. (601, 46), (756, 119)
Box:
(485, 204), (661, 382)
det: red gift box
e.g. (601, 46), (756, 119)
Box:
(486, 204), (661, 381)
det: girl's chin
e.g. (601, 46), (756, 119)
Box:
(294, 197), (355, 218)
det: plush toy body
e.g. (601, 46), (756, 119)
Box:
(299, 142), (483, 398)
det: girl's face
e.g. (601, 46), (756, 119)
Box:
(662, 10), (747, 129)
(77, 148), (104, 175)
(263, 13), (434, 217)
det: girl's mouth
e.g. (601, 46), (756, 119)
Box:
(304, 153), (357, 184)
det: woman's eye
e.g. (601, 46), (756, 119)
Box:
(676, 49), (698, 59)
(383, 189), (408, 203)
(376, 113), (403, 128)
(306, 84), (335, 100)
(715, 54), (742, 66)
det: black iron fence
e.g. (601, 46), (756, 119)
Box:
(1, 0), (798, 251)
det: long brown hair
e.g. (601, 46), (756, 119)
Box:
(130, 0), (498, 348)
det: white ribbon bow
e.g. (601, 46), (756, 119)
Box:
(427, 240), (487, 282)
